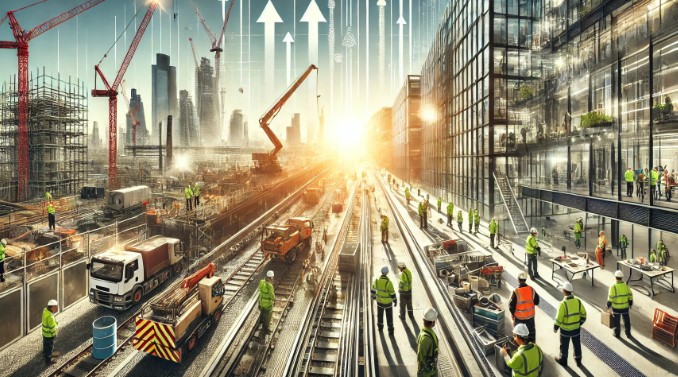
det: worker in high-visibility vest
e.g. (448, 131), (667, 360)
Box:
(625, 167), (635, 197)
(42, 299), (59, 364)
(468, 209), (474, 233)
(457, 210), (463, 233)
(193, 183), (201, 207)
(380, 215), (389, 244)
(489, 218), (498, 249)
(397, 262), (413, 319)
(446, 202), (454, 227)
(501, 323), (543, 377)
(184, 186), (193, 211)
(509, 272), (540, 343)
(651, 167), (660, 200)
(656, 239), (669, 266)
(525, 228), (540, 279)
(0, 238), (6, 283)
(258, 270), (275, 334)
(436, 197), (442, 213)
(573, 218), (583, 249)
(45, 191), (52, 202)
(607, 270), (633, 338)
(371, 266), (397, 335)
(554, 282), (586, 367)
(417, 308), (439, 376)
(405, 187), (411, 206)
(47, 201), (56, 231)
(619, 234), (628, 259)
(595, 230), (607, 268)
(473, 210), (480, 234)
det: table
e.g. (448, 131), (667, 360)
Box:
(551, 257), (600, 287)
(616, 260), (675, 298)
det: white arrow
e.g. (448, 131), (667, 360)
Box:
(283, 32), (294, 86)
(257, 1), (282, 98)
(377, 0), (386, 90)
(301, 0), (326, 143)
(397, 15), (406, 81)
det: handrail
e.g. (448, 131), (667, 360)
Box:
(502, 174), (529, 230)
(492, 171), (521, 234)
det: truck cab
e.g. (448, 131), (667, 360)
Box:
(261, 217), (313, 262)
(89, 237), (183, 310)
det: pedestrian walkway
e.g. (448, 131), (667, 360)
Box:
(385, 173), (678, 377)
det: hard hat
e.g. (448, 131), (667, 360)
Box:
(513, 323), (530, 337)
(381, 266), (389, 275)
(599, 230), (605, 235)
(423, 307), (438, 321)
(518, 272), (528, 281)
(562, 282), (574, 293)
(614, 270), (624, 278)
(0, 238), (6, 246)
(267, 270), (274, 278)
(530, 227), (538, 234)
(47, 299), (58, 307)
(397, 262), (406, 269)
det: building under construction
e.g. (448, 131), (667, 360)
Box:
(0, 69), (87, 202)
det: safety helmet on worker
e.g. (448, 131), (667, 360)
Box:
(513, 323), (529, 337)
(47, 299), (58, 307)
(381, 266), (389, 275)
(423, 307), (438, 321)
(397, 262), (406, 269)
(614, 270), (624, 278)
(529, 227), (538, 234)
(599, 230), (605, 235)
(518, 272), (528, 281)
(562, 282), (574, 293)
(0, 238), (6, 246)
(267, 270), (274, 278)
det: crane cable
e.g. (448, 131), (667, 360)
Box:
(0, 0), (49, 26)
(97, 3), (144, 66)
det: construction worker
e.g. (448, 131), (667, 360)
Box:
(418, 202), (425, 229)
(554, 282), (586, 368)
(417, 308), (439, 376)
(619, 234), (628, 259)
(595, 230), (607, 268)
(42, 299), (59, 364)
(457, 210), (463, 232)
(656, 239), (668, 266)
(380, 215), (389, 244)
(0, 238), (6, 282)
(405, 187), (411, 206)
(608, 270), (633, 338)
(423, 199), (430, 226)
(501, 323), (543, 377)
(625, 167), (635, 197)
(47, 201), (56, 231)
(468, 209), (474, 233)
(446, 202), (454, 227)
(650, 249), (659, 263)
(397, 262), (413, 319)
(436, 196), (442, 213)
(651, 167), (660, 200)
(258, 270), (275, 334)
(473, 209), (480, 234)
(509, 272), (540, 343)
(45, 191), (52, 202)
(184, 185), (193, 211)
(489, 218), (498, 249)
(193, 183), (201, 207)
(371, 266), (397, 335)
(525, 228), (541, 279)
(573, 218), (583, 249)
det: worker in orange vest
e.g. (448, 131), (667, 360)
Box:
(595, 230), (607, 268)
(509, 272), (540, 343)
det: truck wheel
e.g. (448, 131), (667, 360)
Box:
(186, 334), (198, 353)
(172, 262), (183, 276)
(132, 288), (143, 304)
(288, 249), (297, 263)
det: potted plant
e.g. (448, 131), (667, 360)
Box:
(580, 111), (614, 128)
(518, 85), (534, 101)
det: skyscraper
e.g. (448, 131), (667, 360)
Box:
(195, 57), (218, 145)
(287, 113), (301, 146)
(90, 121), (101, 149)
(229, 109), (245, 146)
(126, 88), (149, 146)
(152, 53), (177, 140)
(179, 90), (197, 146)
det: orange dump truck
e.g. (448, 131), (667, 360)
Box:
(261, 217), (313, 262)
(132, 263), (224, 363)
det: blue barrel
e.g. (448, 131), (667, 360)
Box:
(92, 316), (117, 360)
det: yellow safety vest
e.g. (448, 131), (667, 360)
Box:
(507, 343), (543, 377)
(417, 327), (439, 376)
(525, 235), (538, 255)
(555, 296), (586, 331)
(608, 281), (633, 310)
(47, 204), (55, 214)
(258, 279), (275, 310)
(625, 170), (635, 182)
(371, 276), (395, 305)
(399, 268), (412, 293)
(42, 308), (58, 338)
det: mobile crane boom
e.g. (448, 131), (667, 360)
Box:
(253, 64), (318, 173)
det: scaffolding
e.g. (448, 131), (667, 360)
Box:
(0, 68), (88, 202)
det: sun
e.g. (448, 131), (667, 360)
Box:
(329, 117), (366, 156)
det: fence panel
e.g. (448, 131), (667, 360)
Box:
(27, 271), (59, 332)
(62, 260), (88, 310)
(0, 286), (23, 351)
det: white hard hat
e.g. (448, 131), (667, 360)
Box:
(267, 270), (274, 278)
(0, 238), (6, 246)
(599, 230), (605, 235)
(47, 299), (58, 307)
(530, 227), (538, 234)
(518, 272), (528, 281)
(614, 270), (624, 278)
(397, 262), (406, 269)
(513, 323), (530, 337)
(423, 307), (438, 321)
(381, 266), (389, 275)
(562, 282), (574, 293)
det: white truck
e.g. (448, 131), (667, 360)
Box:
(88, 236), (185, 310)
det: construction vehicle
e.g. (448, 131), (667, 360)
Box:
(253, 64), (319, 173)
(88, 236), (185, 310)
(132, 263), (224, 363)
(303, 187), (322, 204)
(261, 217), (314, 262)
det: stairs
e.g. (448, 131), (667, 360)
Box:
(494, 173), (530, 235)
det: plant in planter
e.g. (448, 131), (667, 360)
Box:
(518, 85), (534, 100)
(580, 111), (614, 128)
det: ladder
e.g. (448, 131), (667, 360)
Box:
(493, 172), (530, 235)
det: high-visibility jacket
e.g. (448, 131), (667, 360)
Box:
(381, 216), (389, 231)
(506, 343), (543, 377)
(650, 251), (658, 263)
(651, 169), (659, 185)
(447, 203), (454, 216)
(405, 188), (411, 199)
(399, 268), (412, 293)
(457, 211), (463, 222)
(193, 185), (200, 196)
(45, 192), (52, 201)
(625, 170), (635, 182)
(513, 286), (536, 320)
(258, 279), (275, 310)
(42, 308), (58, 338)
(371, 275), (396, 306)
(619, 236), (628, 248)
(0, 242), (5, 262)
(608, 281), (633, 311)
(468, 211), (473, 222)
(656, 240), (667, 253)
(597, 235), (607, 249)
(489, 219), (498, 234)
(184, 187), (193, 199)
(555, 295), (586, 332)
(418, 203), (424, 216)
(525, 235), (539, 255)
(417, 327), (439, 376)
(474, 211), (480, 225)
(437, 197), (442, 208)
(573, 222), (582, 234)
(47, 203), (55, 214)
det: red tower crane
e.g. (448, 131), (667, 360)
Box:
(188, 37), (199, 67)
(0, 0), (107, 201)
(92, 1), (159, 188)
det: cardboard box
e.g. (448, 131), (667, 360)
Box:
(601, 310), (613, 328)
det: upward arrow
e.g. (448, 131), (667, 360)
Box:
(301, 0), (326, 143)
(283, 32), (294, 86)
(257, 1), (283, 100)
(397, 15), (406, 81)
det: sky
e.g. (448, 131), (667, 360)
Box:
(0, 0), (448, 146)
